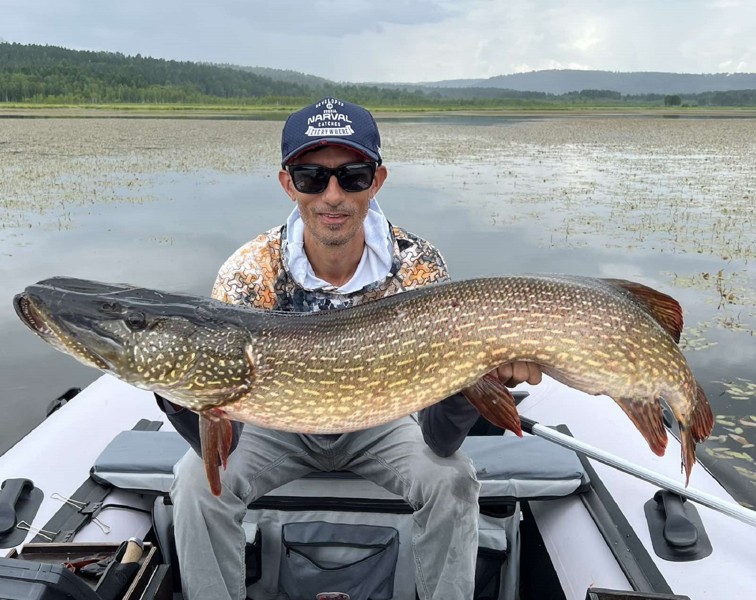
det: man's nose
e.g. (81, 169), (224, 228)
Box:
(321, 173), (344, 199)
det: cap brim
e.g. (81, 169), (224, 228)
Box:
(282, 139), (381, 166)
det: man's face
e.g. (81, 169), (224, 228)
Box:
(279, 146), (387, 248)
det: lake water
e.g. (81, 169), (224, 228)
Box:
(1, 114), (754, 504)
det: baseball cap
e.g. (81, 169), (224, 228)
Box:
(281, 98), (382, 166)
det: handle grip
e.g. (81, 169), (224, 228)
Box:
(0, 478), (34, 533)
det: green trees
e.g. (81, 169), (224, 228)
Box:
(664, 95), (683, 106)
(0, 42), (314, 104)
(2, 42), (755, 108)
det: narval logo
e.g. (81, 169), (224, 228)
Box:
(306, 99), (354, 137)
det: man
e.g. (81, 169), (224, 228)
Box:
(161, 97), (542, 600)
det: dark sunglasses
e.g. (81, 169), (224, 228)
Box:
(287, 162), (377, 194)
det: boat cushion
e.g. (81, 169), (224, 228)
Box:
(89, 430), (190, 494)
(462, 434), (590, 499)
(89, 430), (588, 501)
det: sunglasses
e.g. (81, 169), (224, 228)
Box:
(287, 162), (377, 194)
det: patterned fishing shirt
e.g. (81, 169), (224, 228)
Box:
(211, 223), (450, 311)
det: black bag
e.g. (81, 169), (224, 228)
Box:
(0, 557), (101, 600)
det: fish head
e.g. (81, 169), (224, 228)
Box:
(14, 277), (254, 410)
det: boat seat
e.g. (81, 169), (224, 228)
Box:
(90, 429), (589, 502)
(91, 428), (588, 600)
(261, 433), (590, 503)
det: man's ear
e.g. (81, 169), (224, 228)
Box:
(371, 164), (388, 196)
(278, 169), (297, 201)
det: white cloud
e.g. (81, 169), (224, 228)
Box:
(1, 0), (754, 81)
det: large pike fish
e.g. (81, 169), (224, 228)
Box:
(14, 276), (713, 495)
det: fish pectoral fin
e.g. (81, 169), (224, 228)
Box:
(614, 394), (668, 459)
(462, 374), (522, 437)
(199, 409), (234, 497)
(603, 279), (684, 343)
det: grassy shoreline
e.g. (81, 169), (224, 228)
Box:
(3, 103), (756, 120)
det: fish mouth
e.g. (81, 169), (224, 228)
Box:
(14, 293), (54, 338)
(14, 292), (111, 370)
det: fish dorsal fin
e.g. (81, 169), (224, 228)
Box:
(603, 279), (684, 343)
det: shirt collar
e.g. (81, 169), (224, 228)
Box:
(283, 198), (394, 293)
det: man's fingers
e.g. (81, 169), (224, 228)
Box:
(524, 362), (543, 385)
(492, 362), (543, 387)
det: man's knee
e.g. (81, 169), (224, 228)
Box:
(171, 451), (247, 509)
(412, 450), (480, 505)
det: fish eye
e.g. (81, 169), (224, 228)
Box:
(125, 311), (147, 331)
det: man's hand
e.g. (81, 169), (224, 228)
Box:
(490, 362), (542, 387)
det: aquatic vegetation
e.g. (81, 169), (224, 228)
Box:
(717, 379), (756, 402)
(1, 112), (754, 478)
(0, 118), (282, 234)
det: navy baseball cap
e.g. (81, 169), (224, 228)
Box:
(281, 98), (382, 166)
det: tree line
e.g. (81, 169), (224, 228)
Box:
(2, 42), (755, 108)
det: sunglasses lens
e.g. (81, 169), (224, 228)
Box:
(338, 164), (375, 192)
(290, 166), (330, 194)
(289, 163), (376, 194)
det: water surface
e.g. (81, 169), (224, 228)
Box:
(1, 115), (754, 503)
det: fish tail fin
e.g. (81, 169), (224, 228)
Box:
(462, 374), (522, 437)
(679, 424), (696, 487)
(691, 382), (714, 443)
(199, 410), (233, 497)
(678, 383), (714, 486)
(615, 396), (668, 458)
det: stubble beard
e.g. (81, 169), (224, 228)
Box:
(312, 222), (356, 247)
(302, 205), (367, 247)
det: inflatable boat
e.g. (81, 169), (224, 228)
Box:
(1, 373), (754, 600)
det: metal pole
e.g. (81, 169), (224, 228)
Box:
(520, 417), (756, 528)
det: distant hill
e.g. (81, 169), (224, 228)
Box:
(415, 70), (756, 95)
(0, 42), (431, 106)
(0, 42), (314, 103)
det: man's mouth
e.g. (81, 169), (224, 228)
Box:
(318, 212), (350, 224)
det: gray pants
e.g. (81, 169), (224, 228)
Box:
(171, 416), (480, 600)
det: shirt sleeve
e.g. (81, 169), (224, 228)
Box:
(417, 392), (481, 457)
(154, 393), (243, 460)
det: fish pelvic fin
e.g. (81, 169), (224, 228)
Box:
(462, 374), (522, 437)
(614, 395), (668, 459)
(199, 409), (234, 497)
(604, 279), (684, 343)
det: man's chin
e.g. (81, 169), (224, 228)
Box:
(313, 224), (356, 247)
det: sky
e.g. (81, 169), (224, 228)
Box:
(2, 0), (755, 83)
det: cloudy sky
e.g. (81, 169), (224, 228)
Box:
(3, 0), (754, 82)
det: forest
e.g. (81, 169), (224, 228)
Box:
(2, 42), (755, 108)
